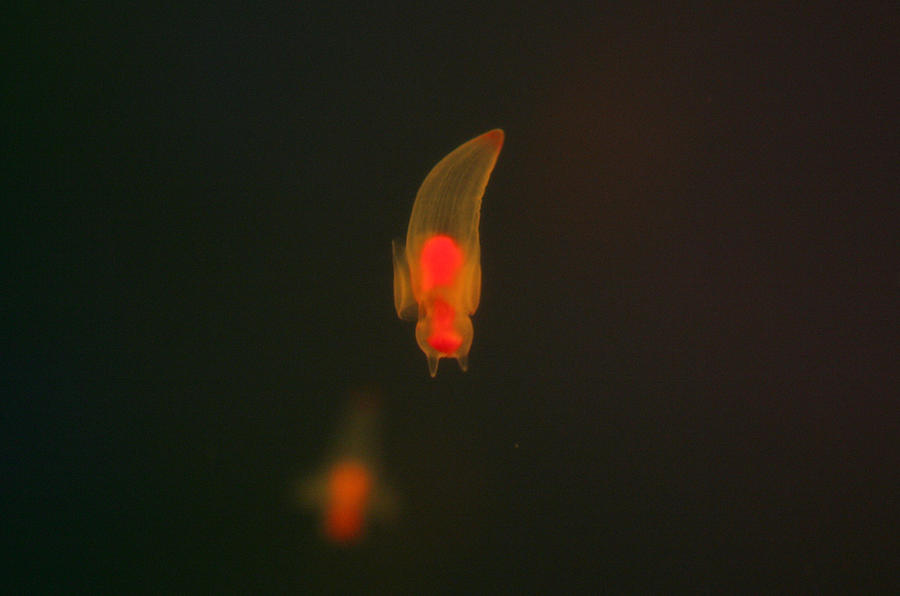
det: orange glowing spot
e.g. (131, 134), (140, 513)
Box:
(426, 298), (463, 354)
(324, 460), (371, 543)
(420, 234), (463, 292)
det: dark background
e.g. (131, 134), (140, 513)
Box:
(6, 3), (897, 593)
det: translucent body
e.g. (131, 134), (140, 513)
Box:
(393, 129), (504, 377)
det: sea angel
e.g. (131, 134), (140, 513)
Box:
(393, 129), (504, 377)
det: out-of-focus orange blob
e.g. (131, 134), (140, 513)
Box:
(323, 460), (372, 543)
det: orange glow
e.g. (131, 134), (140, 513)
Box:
(420, 234), (463, 292)
(426, 298), (462, 354)
(324, 460), (372, 543)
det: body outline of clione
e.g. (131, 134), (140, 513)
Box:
(393, 129), (504, 377)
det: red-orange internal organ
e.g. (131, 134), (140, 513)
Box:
(324, 460), (372, 543)
(420, 235), (463, 292)
(426, 298), (462, 354)
(419, 235), (465, 355)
